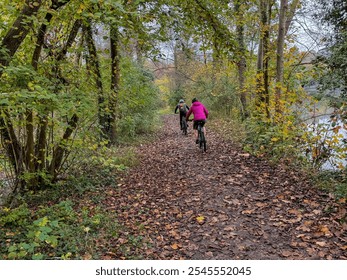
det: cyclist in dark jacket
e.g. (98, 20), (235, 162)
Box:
(174, 99), (190, 130)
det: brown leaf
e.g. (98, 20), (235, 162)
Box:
(169, 230), (181, 239)
(239, 153), (250, 157)
(165, 224), (173, 230)
(223, 225), (235, 231)
(242, 209), (255, 215)
(170, 243), (180, 250)
(117, 238), (128, 244)
(281, 250), (293, 257)
(319, 225), (333, 237)
(255, 202), (267, 208)
(83, 253), (92, 260)
(316, 241), (327, 247)
(306, 247), (316, 256)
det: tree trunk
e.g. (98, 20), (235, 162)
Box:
(0, 111), (23, 177)
(275, 0), (288, 116)
(32, 16), (79, 186)
(46, 19), (81, 180)
(234, 0), (247, 118)
(0, 0), (43, 183)
(29, 12), (54, 186)
(83, 21), (108, 138)
(263, 1), (273, 118)
(49, 114), (79, 180)
(109, 25), (121, 144)
(256, 0), (271, 118)
(0, 0), (43, 75)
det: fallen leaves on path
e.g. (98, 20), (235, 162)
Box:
(102, 115), (347, 260)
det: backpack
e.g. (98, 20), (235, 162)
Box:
(179, 103), (188, 113)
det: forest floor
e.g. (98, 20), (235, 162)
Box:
(101, 114), (347, 260)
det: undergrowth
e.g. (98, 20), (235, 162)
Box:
(0, 146), (145, 260)
(212, 114), (347, 199)
(311, 170), (347, 199)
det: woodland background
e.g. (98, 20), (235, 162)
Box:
(0, 0), (346, 259)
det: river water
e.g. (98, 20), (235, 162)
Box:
(301, 100), (347, 170)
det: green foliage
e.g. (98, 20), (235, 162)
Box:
(0, 141), (141, 260)
(243, 117), (308, 166)
(116, 58), (160, 140)
(0, 197), (120, 260)
(65, 145), (138, 194)
(172, 61), (241, 119)
(313, 170), (347, 199)
(168, 88), (186, 107)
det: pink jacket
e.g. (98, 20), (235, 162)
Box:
(186, 101), (208, 121)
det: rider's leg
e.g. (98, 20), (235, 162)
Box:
(193, 121), (199, 143)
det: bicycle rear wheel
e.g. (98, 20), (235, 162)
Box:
(197, 125), (205, 152)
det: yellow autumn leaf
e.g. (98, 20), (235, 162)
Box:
(171, 243), (179, 250)
(28, 82), (34, 90)
(196, 215), (205, 224)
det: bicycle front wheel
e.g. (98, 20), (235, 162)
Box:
(199, 128), (207, 152)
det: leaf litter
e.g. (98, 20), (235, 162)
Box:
(102, 115), (347, 260)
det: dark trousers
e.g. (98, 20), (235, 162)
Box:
(179, 112), (186, 129)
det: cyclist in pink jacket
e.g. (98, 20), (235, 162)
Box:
(186, 98), (209, 144)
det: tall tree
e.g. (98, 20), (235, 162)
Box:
(0, 0), (43, 75)
(275, 0), (300, 116)
(274, 0), (288, 116)
(234, 0), (248, 117)
(83, 20), (108, 139)
(256, 0), (273, 118)
(109, 24), (121, 144)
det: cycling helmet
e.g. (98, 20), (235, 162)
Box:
(179, 99), (184, 103)
(192, 97), (198, 103)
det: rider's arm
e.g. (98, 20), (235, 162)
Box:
(186, 107), (192, 121)
(174, 105), (178, 114)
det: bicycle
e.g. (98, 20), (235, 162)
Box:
(196, 120), (207, 153)
(188, 119), (207, 153)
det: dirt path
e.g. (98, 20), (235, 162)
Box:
(103, 115), (347, 260)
